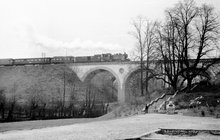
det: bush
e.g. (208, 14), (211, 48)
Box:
(192, 80), (220, 93)
(201, 110), (205, 117)
(175, 101), (189, 109)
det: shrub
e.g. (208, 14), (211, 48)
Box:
(201, 110), (205, 117)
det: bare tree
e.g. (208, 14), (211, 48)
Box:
(66, 71), (79, 117)
(25, 83), (45, 119)
(6, 83), (20, 121)
(0, 89), (6, 119)
(185, 3), (219, 90)
(126, 72), (142, 104)
(169, 0), (219, 90)
(84, 83), (97, 117)
(50, 65), (79, 116)
(155, 0), (220, 92)
(155, 12), (185, 92)
(130, 16), (158, 96)
(97, 73), (117, 103)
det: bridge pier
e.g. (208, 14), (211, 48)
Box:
(118, 83), (125, 103)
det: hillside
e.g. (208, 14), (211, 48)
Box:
(0, 64), (118, 121)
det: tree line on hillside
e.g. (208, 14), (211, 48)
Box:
(130, 0), (220, 97)
(0, 65), (116, 122)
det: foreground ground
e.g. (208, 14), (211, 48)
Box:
(0, 114), (220, 140)
(0, 118), (97, 132)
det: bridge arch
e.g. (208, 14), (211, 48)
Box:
(122, 67), (142, 102)
(81, 66), (121, 102)
(81, 66), (120, 84)
(122, 66), (164, 102)
(123, 67), (141, 84)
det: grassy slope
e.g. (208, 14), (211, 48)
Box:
(0, 107), (120, 132)
(0, 103), (142, 132)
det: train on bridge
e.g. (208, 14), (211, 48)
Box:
(0, 53), (129, 66)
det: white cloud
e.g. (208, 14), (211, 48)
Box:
(31, 27), (126, 57)
(0, 18), (126, 58)
(1, 0), (218, 59)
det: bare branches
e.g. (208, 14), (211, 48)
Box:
(130, 16), (158, 95)
(153, 0), (220, 92)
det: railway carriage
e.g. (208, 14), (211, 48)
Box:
(74, 56), (89, 63)
(29, 58), (51, 64)
(0, 53), (129, 66)
(0, 59), (14, 66)
(51, 56), (74, 64)
(14, 58), (52, 65)
(13, 59), (29, 65)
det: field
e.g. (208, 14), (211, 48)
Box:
(0, 113), (220, 140)
(0, 118), (96, 132)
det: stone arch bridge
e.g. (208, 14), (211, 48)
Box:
(1, 58), (218, 103)
(68, 61), (143, 103)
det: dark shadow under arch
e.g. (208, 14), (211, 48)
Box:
(82, 67), (120, 102)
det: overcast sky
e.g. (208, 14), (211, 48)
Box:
(0, 0), (219, 58)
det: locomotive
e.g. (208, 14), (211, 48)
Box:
(0, 53), (129, 66)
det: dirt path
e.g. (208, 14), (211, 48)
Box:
(0, 114), (220, 140)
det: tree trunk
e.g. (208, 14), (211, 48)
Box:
(7, 103), (15, 121)
(172, 84), (177, 94)
(0, 104), (5, 119)
(187, 78), (193, 92)
(140, 62), (144, 96)
(145, 70), (149, 95)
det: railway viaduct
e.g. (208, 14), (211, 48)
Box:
(67, 59), (220, 103)
(1, 58), (220, 103)
(68, 61), (141, 103)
